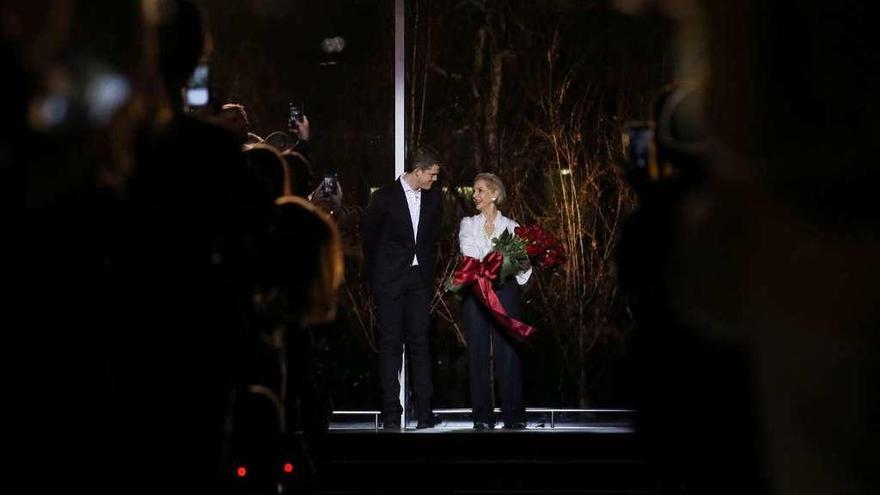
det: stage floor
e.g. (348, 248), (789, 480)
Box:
(329, 408), (636, 433)
(316, 414), (653, 495)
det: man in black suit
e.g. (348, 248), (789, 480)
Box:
(362, 147), (442, 430)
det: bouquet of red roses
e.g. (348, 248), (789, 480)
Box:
(446, 224), (566, 292)
(445, 223), (565, 341)
(515, 224), (567, 271)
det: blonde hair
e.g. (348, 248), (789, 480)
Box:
(474, 172), (506, 206)
(307, 208), (344, 325)
(244, 143), (295, 198)
(258, 196), (344, 326)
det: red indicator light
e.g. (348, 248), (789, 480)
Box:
(282, 462), (294, 474)
(236, 466), (247, 478)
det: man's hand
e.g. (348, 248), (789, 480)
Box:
(216, 103), (250, 144)
(309, 178), (343, 215)
(290, 114), (310, 142)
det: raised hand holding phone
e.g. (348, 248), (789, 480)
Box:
(288, 101), (310, 142)
(289, 101), (304, 125)
(309, 173), (342, 215)
(322, 172), (338, 197)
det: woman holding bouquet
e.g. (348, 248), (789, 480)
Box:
(459, 173), (532, 430)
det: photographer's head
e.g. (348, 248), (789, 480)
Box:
(407, 146), (441, 190)
(281, 150), (315, 198)
(265, 130), (295, 151)
(623, 85), (708, 195)
(244, 143), (292, 202)
(157, 0), (206, 109)
(655, 85), (708, 182)
(218, 103), (250, 144)
(255, 196), (344, 326)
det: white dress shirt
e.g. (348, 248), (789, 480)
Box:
(459, 212), (532, 285)
(400, 176), (420, 266)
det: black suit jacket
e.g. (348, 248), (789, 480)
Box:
(362, 179), (442, 297)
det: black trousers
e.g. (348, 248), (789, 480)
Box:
(376, 266), (433, 421)
(462, 280), (525, 425)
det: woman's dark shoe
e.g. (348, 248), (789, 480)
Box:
(503, 421), (526, 430)
(473, 422), (494, 430)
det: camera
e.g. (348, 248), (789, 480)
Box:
(322, 172), (338, 197)
(288, 101), (304, 126)
(625, 123), (656, 173)
(184, 63), (211, 108)
(623, 122), (663, 188)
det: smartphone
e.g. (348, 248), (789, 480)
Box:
(625, 123), (656, 172)
(184, 64), (210, 108)
(289, 101), (304, 126)
(322, 172), (338, 197)
(625, 123), (662, 183)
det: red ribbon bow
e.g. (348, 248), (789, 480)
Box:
(451, 252), (536, 341)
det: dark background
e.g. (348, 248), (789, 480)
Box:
(201, 0), (395, 207)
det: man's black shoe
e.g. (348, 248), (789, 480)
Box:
(473, 421), (494, 430)
(382, 414), (402, 431)
(416, 414), (441, 429)
(502, 421), (526, 430)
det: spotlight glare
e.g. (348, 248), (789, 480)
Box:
(321, 36), (347, 54)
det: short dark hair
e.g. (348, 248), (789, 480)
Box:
(282, 150), (315, 197)
(157, 0), (205, 88)
(244, 143), (290, 201)
(408, 146), (441, 172)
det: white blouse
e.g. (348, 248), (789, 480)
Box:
(459, 212), (532, 286)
